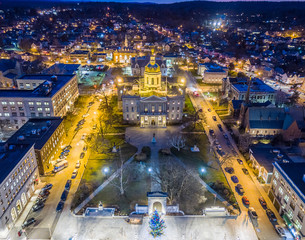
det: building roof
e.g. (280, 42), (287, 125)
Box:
(250, 146), (291, 173)
(42, 63), (80, 75)
(0, 74), (75, 98)
(0, 143), (34, 184)
(232, 79), (275, 93)
(274, 162), (305, 203)
(0, 59), (16, 72)
(248, 107), (295, 130)
(199, 62), (227, 73)
(6, 117), (63, 150)
(140, 95), (167, 102)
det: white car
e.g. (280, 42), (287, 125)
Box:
(274, 225), (286, 237)
(248, 207), (258, 219)
(75, 161), (81, 169)
(71, 169), (78, 179)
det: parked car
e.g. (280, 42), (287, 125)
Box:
(214, 139), (219, 145)
(231, 176), (239, 183)
(42, 183), (53, 191)
(237, 159), (243, 165)
(209, 129), (215, 136)
(61, 190), (68, 201)
(259, 196), (267, 208)
(22, 218), (36, 228)
(71, 169), (78, 179)
(223, 133), (228, 139)
(217, 124), (223, 131)
(212, 116), (217, 121)
(225, 167), (234, 174)
(39, 189), (50, 198)
(80, 152), (85, 159)
(207, 108), (211, 112)
(92, 124), (97, 130)
(242, 196), (250, 205)
(236, 184), (244, 195)
(274, 225), (286, 237)
(217, 145), (222, 151)
(248, 207), (258, 219)
(56, 201), (64, 212)
(83, 145), (88, 152)
(32, 202), (44, 212)
(242, 168), (249, 175)
(266, 208), (277, 222)
(36, 196), (47, 203)
(63, 145), (72, 151)
(75, 161), (81, 169)
(65, 180), (72, 190)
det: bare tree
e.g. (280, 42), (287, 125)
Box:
(109, 147), (129, 195)
(154, 156), (206, 206)
(238, 133), (252, 153)
(168, 133), (186, 151)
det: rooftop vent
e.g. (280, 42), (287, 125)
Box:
(8, 145), (15, 151)
(51, 75), (58, 82)
(31, 129), (37, 135)
(46, 121), (51, 127)
(17, 135), (25, 141)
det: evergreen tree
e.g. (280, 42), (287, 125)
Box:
(149, 210), (166, 238)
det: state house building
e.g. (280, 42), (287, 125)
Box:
(121, 52), (185, 128)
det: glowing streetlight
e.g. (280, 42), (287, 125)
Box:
(103, 167), (109, 175)
(200, 167), (206, 174)
(148, 167), (152, 173)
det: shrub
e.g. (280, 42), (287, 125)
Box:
(141, 146), (151, 158)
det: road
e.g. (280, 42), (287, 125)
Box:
(7, 95), (102, 240)
(185, 71), (283, 240)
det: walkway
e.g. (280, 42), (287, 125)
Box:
(126, 126), (180, 192)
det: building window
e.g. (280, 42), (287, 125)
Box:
(45, 108), (50, 112)
(38, 108), (42, 111)
(273, 179), (277, 186)
(298, 212), (304, 222)
(36, 102), (41, 105)
(290, 201), (295, 211)
(31, 113), (36, 117)
(4, 113), (9, 117)
(274, 171), (279, 179)
(44, 102), (49, 106)
(284, 195), (289, 203)
(17, 102), (22, 105)
(29, 102), (34, 105)
(1, 102), (7, 105)
(279, 187), (283, 195)
(9, 102), (14, 105)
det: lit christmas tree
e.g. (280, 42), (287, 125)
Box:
(149, 210), (166, 238)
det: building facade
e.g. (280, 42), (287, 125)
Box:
(7, 117), (64, 175)
(198, 63), (228, 84)
(269, 162), (305, 237)
(0, 144), (39, 236)
(122, 95), (184, 127)
(0, 75), (79, 129)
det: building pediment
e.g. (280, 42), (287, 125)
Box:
(140, 95), (167, 102)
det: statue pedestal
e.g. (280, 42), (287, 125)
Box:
(191, 145), (200, 152)
(112, 146), (117, 153)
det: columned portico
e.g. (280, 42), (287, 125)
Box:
(140, 115), (166, 128)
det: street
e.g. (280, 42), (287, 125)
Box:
(185, 71), (283, 240)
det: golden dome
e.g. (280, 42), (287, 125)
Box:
(145, 55), (160, 73)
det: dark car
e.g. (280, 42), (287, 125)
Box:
(42, 183), (53, 191)
(83, 145), (88, 152)
(32, 202), (44, 212)
(236, 184), (245, 195)
(80, 152), (85, 159)
(266, 208), (277, 222)
(199, 109), (203, 112)
(61, 190), (68, 201)
(248, 207), (258, 219)
(65, 180), (72, 190)
(225, 167), (234, 174)
(237, 159), (243, 165)
(242, 196), (250, 205)
(63, 145), (72, 151)
(212, 116), (217, 121)
(208, 108), (211, 112)
(36, 196), (47, 203)
(217, 124), (223, 131)
(223, 133), (228, 139)
(231, 175), (239, 183)
(259, 196), (267, 208)
(242, 168), (249, 175)
(56, 201), (64, 212)
(22, 218), (36, 228)
(209, 129), (215, 137)
(39, 189), (50, 198)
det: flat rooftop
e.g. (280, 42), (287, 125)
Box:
(0, 74), (75, 98)
(250, 146), (291, 172)
(232, 79), (275, 93)
(274, 162), (305, 203)
(0, 143), (34, 183)
(7, 117), (63, 150)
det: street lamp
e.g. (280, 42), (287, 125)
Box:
(200, 167), (206, 174)
(148, 167), (152, 173)
(103, 167), (109, 177)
